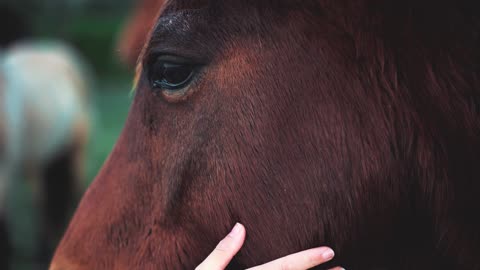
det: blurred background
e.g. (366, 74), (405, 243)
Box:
(0, 0), (158, 269)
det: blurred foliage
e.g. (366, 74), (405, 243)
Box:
(4, 0), (134, 76)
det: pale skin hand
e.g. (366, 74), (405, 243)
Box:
(196, 223), (345, 270)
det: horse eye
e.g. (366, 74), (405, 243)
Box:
(149, 59), (196, 91)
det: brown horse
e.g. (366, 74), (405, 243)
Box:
(51, 0), (480, 269)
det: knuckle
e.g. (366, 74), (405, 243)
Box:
(280, 260), (293, 270)
(214, 245), (228, 253)
(214, 236), (233, 253)
(214, 243), (227, 253)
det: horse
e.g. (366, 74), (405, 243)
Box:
(117, 0), (165, 68)
(51, 0), (480, 269)
(0, 41), (91, 268)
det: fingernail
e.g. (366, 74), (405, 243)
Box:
(322, 248), (335, 260)
(229, 223), (242, 236)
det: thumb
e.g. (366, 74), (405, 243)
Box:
(196, 223), (246, 270)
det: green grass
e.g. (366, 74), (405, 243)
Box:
(85, 78), (133, 185)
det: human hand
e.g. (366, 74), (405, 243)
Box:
(196, 223), (344, 270)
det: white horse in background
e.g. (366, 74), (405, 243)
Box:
(0, 41), (91, 267)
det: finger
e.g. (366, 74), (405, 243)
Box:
(328, 267), (346, 270)
(196, 223), (246, 270)
(247, 247), (335, 270)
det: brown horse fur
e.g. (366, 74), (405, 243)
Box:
(52, 0), (480, 269)
(118, 0), (165, 67)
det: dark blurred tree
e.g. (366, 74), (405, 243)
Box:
(0, 4), (31, 48)
(1, 0), (137, 77)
